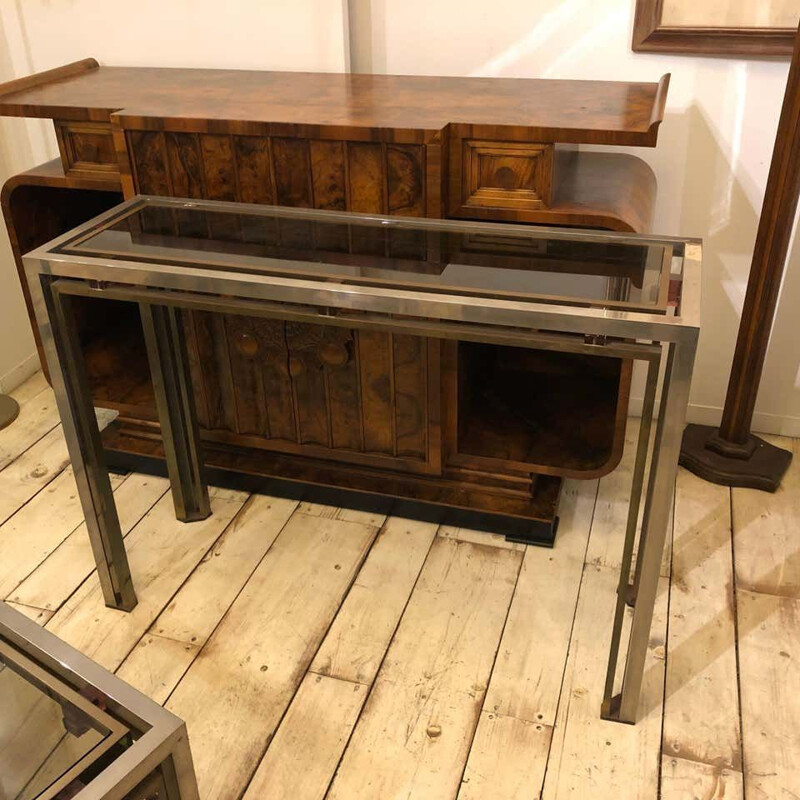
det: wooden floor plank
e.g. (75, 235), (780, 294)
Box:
(45, 487), (247, 671)
(0, 373), (60, 471)
(8, 473), (169, 611)
(482, 478), (597, 726)
(2, 370), (48, 406)
(115, 492), (298, 706)
(3, 369), (795, 800)
(165, 512), (380, 800)
(541, 565), (668, 800)
(3, 600), (53, 625)
(295, 499), (390, 528)
(585, 419), (671, 581)
(0, 408), (117, 528)
(454, 479), (596, 800)
(458, 711), (550, 800)
(737, 588), (800, 800)
(0, 466), (127, 599)
(151, 493), (298, 645)
(733, 435), (800, 596)
(660, 755), (743, 800)
(662, 468), (742, 786)
(438, 524), (525, 551)
(116, 633), (199, 705)
(243, 673), (366, 800)
(238, 515), (437, 800)
(0, 427), (70, 527)
(584, 420), (639, 571)
(327, 537), (523, 800)
(311, 515), (438, 684)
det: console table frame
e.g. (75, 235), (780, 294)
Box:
(24, 196), (700, 725)
(0, 601), (198, 800)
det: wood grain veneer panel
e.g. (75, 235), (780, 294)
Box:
(223, 314), (270, 438)
(256, 319), (297, 442)
(310, 140), (347, 211)
(54, 121), (117, 179)
(323, 330), (364, 452)
(223, 315), (296, 442)
(393, 335), (427, 459)
(199, 135), (236, 200)
(233, 136), (273, 205)
(272, 138), (313, 208)
(128, 130), (175, 235)
(199, 134), (240, 239)
(181, 311), (210, 429)
(347, 142), (385, 213)
(191, 311), (238, 433)
(165, 132), (204, 198)
(164, 132), (208, 238)
(0, 65), (669, 147)
(287, 322), (332, 447)
(128, 130), (169, 194)
(358, 330), (394, 456)
(387, 144), (424, 217)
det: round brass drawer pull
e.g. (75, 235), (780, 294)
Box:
(235, 332), (259, 357)
(319, 342), (350, 367)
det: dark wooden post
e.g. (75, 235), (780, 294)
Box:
(679, 24), (800, 491)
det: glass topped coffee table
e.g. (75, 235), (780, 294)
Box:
(22, 197), (700, 724)
(0, 602), (198, 800)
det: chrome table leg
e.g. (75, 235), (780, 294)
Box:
(601, 353), (659, 714)
(603, 332), (698, 723)
(140, 303), (210, 522)
(36, 278), (137, 611)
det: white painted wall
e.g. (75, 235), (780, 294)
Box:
(0, 0), (348, 390)
(349, 0), (800, 436)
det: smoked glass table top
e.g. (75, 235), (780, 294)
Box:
(0, 602), (199, 800)
(55, 197), (683, 314)
(0, 640), (129, 800)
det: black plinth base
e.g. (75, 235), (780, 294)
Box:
(104, 446), (561, 547)
(679, 423), (793, 492)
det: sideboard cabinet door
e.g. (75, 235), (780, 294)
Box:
(183, 312), (440, 476)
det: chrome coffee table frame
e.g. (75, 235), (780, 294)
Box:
(23, 196), (701, 724)
(0, 601), (198, 800)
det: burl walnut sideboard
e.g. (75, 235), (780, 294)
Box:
(0, 58), (670, 543)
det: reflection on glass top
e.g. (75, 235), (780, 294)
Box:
(61, 199), (677, 311)
(0, 645), (127, 800)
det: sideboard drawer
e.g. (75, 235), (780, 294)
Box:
(55, 120), (118, 178)
(451, 139), (554, 217)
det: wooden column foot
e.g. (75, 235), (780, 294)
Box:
(679, 423), (792, 492)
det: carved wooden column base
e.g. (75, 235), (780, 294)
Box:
(0, 394), (20, 430)
(679, 422), (793, 492)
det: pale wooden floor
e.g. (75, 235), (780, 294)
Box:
(1, 370), (798, 799)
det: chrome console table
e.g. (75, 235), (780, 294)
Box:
(23, 196), (700, 724)
(0, 601), (198, 800)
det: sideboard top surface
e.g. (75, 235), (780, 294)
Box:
(0, 59), (669, 146)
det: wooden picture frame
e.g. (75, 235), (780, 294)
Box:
(633, 0), (798, 55)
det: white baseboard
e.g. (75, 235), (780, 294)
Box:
(628, 396), (800, 438)
(0, 352), (40, 394)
